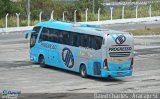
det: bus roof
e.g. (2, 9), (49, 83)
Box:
(34, 21), (129, 37)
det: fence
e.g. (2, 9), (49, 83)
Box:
(0, 2), (160, 29)
(103, 0), (160, 5)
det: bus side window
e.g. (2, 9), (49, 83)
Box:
(79, 34), (89, 48)
(70, 32), (79, 47)
(39, 28), (49, 42)
(91, 36), (102, 50)
(96, 37), (102, 50)
(62, 31), (70, 45)
(58, 30), (63, 44)
(49, 29), (58, 43)
(88, 35), (93, 49)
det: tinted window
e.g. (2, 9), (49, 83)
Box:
(79, 34), (89, 48)
(30, 27), (41, 48)
(49, 29), (59, 43)
(59, 31), (70, 45)
(38, 28), (102, 50)
(58, 30), (63, 44)
(39, 28), (50, 42)
(91, 36), (102, 50)
(70, 32), (79, 47)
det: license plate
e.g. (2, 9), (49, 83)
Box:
(117, 72), (123, 75)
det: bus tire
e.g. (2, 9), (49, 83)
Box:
(39, 55), (46, 68)
(80, 64), (87, 78)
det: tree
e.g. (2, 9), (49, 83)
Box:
(0, 0), (20, 18)
(131, 0), (137, 2)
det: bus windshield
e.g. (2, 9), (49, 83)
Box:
(30, 27), (41, 48)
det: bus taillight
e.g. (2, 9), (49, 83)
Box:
(104, 59), (108, 70)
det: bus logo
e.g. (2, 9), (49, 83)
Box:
(62, 48), (74, 68)
(115, 35), (126, 44)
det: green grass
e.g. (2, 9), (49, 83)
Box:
(0, 16), (39, 28)
(124, 27), (160, 35)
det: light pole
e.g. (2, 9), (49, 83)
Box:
(74, 10), (77, 22)
(16, 13), (20, 27)
(110, 7), (113, 20)
(5, 13), (9, 28)
(39, 11), (42, 22)
(122, 6), (124, 19)
(98, 8), (101, 21)
(85, 8), (88, 22)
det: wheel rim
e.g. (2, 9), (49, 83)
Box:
(81, 67), (86, 76)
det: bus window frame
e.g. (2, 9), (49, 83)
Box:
(35, 27), (103, 50)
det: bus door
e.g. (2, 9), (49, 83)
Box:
(37, 27), (51, 64)
(29, 27), (41, 62)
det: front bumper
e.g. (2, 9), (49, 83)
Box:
(30, 54), (38, 63)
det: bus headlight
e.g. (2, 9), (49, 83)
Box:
(30, 55), (36, 61)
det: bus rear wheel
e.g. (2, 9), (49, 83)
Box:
(39, 55), (46, 68)
(80, 65), (87, 78)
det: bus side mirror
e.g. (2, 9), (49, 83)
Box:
(24, 30), (35, 39)
(25, 33), (28, 39)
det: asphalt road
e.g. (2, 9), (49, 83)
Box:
(0, 22), (160, 98)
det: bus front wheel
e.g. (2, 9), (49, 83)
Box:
(39, 55), (46, 68)
(80, 65), (87, 78)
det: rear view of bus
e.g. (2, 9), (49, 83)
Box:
(102, 32), (133, 77)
